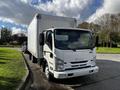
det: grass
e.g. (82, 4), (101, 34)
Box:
(0, 47), (26, 90)
(0, 45), (21, 48)
(97, 47), (120, 54)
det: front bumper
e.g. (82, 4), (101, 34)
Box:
(53, 66), (99, 79)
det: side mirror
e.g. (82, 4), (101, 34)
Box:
(39, 33), (44, 45)
(95, 36), (99, 47)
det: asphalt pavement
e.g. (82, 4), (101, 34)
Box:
(23, 53), (120, 90)
(75, 59), (120, 90)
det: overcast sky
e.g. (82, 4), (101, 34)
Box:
(0, 0), (120, 34)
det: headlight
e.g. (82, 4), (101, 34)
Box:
(55, 57), (64, 71)
(91, 56), (96, 66)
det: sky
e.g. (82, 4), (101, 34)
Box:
(0, 0), (120, 34)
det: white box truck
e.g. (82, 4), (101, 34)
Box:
(28, 13), (99, 80)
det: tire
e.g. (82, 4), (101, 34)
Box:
(45, 64), (53, 81)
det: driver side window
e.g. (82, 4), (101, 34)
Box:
(46, 31), (52, 50)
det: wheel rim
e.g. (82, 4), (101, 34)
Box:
(45, 66), (49, 79)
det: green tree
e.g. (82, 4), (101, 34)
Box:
(78, 22), (101, 32)
(78, 22), (90, 29)
(110, 32), (120, 43)
(0, 27), (12, 44)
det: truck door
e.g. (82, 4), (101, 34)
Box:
(44, 31), (54, 73)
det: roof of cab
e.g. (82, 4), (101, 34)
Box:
(46, 27), (92, 32)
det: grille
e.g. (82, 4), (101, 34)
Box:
(71, 60), (88, 64)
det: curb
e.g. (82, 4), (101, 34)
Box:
(16, 53), (30, 90)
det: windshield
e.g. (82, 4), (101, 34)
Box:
(54, 29), (94, 50)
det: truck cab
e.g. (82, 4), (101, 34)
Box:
(40, 28), (99, 79)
